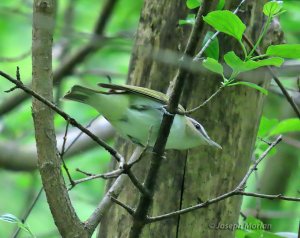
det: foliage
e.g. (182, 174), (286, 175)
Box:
(0, 0), (299, 237)
(0, 0), (141, 236)
(184, 1), (300, 96)
(0, 213), (35, 237)
(202, 2), (297, 95)
(235, 216), (282, 238)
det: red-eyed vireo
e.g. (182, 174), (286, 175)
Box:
(64, 83), (221, 150)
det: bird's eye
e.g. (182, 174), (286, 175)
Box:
(194, 123), (201, 130)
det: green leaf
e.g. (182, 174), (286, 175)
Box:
(235, 229), (246, 238)
(235, 217), (283, 238)
(0, 214), (19, 223)
(186, 0), (201, 9)
(0, 214), (35, 237)
(261, 232), (286, 238)
(258, 116), (278, 137)
(275, 232), (299, 238)
(255, 141), (277, 158)
(202, 57), (224, 76)
(263, 1), (283, 17)
(266, 44), (300, 58)
(244, 217), (264, 236)
(203, 10), (246, 41)
(269, 118), (300, 136)
(224, 51), (283, 75)
(224, 51), (243, 74)
(241, 230), (283, 238)
(216, 0), (225, 10)
(179, 14), (196, 25)
(245, 216), (264, 227)
(203, 31), (219, 60)
(228, 81), (268, 95)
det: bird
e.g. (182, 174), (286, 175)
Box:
(63, 83), (221, 150)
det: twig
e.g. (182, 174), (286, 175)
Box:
(126, 169), (150, 197)
(126, 148), (147, 167)
(194, 0), (247, 61)
(240, 211), (247, 220)
(110, 196), (135, 215)
(257, 137), (272, 145)
(237, 191), (300, 202)
(64, 115), (101, 154)
(4, 66), (21, 93)
(188, 0), (248, 113)
(269, 67), (300, 118)
(242, 34), (300, 119)
(12, 187), (44, 238)
(0, 0), (119, 116)
(59, 120), (75, 187)
(11, 115), (104, 236)
(185, 86), (224, 114)
(0, 70), (124, 164)
(147, 191), (300, 223)
(237, 135), (282, 189)
(76, 168), (96, 177)
(72, 168), (123, 186)
(145, 136), (285, 223)
(72, 153), (149, 196)
(85, 147), (144, 233)
(128, 2), (215, 237)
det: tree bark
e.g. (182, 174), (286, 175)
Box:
(31, 0), (88, 237)
(99, 0), (282, 237)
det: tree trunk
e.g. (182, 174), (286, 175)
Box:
(32, 1), (88, 237)
(99, 0), (279, 237)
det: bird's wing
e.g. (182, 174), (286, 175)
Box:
(98, 83), (186, 113)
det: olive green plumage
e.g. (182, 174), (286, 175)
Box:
(64, 83), (221, 150)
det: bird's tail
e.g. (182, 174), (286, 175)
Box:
(63, 85), (100, 103)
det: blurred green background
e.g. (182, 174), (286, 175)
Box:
(0, 0), (299, 237)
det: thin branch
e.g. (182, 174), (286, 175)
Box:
(242, 34), (300, 119)
(72, 153), (149, 196)
(59, 120), (75, 187)
(85, 147), (144, 234)
(0, 70), (124, 164)
(147, 192), (300, 223)
(128, 2), (216, 237)
(186, 0), (248, 113)
(0, 117), (114, 171)
(237, 136), (282, 189)
(126, 169), (150, 197)
(12, 187), (43, 238)
(237, 191), (300, 202)
(194, 0), (247, 61)
(185, 86), (224, 114)
(12, 115), (107, 236)
(4, 66), (21, 93)
(0, 0), (119, 116)
(145, 136), (286, 223)
(72, 168), (123, 186)
(64, 115), (101, 154)
(110, 196), (135, 215)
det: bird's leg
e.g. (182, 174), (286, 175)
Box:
(159, 105), (175, 116)
(159, 105), (187, 116)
